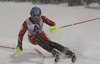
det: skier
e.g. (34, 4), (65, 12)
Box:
(16, 7), (75, 62)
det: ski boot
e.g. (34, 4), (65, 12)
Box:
(65, 50), (73, 57)
(65, 50), (76, 62)
(51, 49), (59, 62)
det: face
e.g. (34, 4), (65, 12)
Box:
(31, 14), (41, 22)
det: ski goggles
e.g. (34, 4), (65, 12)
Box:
(32, 14), (40, 18)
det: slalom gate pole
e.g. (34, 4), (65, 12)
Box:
(0, 45), (15, 49)
(34, 48), (45, 58)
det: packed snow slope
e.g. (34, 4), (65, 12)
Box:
(0, 2), (100, 64)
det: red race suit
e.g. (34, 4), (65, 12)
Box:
(18, 16), (55, 45)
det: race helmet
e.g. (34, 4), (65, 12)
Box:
(30, 7), (41, 23)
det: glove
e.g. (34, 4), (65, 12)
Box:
(17, 41), (23, 51)
(15, 41), (23, 53)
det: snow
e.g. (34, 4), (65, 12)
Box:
(0, 2), (100, 64)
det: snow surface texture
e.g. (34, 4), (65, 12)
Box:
(0, 2), (100, 64)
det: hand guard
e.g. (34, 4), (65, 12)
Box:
(15, 41), (23, 53)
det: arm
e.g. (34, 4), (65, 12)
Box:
(41, 16), (56, 26)
(18, 21), (28, 42)
(17, 21), (28, 51)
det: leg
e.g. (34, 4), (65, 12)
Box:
(50, 41), (74, 57)
(50, 41), (67, 52)
(28, 34), (53, 52)
(33, 31), (59, 56)
(37, 31), (74, 56)
(28, 34), (59, 57)
(34, 36), (53, 52)
(34, 35), (59, 56)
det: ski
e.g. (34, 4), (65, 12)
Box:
(71, 54), (76, 63)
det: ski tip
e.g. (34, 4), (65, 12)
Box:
(54, 59), (59, 63)
(71, 54), (76, 63)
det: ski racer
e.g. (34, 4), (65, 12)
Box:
(16, 7), (75, 62)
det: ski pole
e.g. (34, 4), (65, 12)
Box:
(49, 18), (100, 33)
(0, 45), (45, 56)
(0, 45), (21, 53)
(0, 45), (15, 49)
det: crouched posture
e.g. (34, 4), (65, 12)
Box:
(17, 7), (73, 57)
